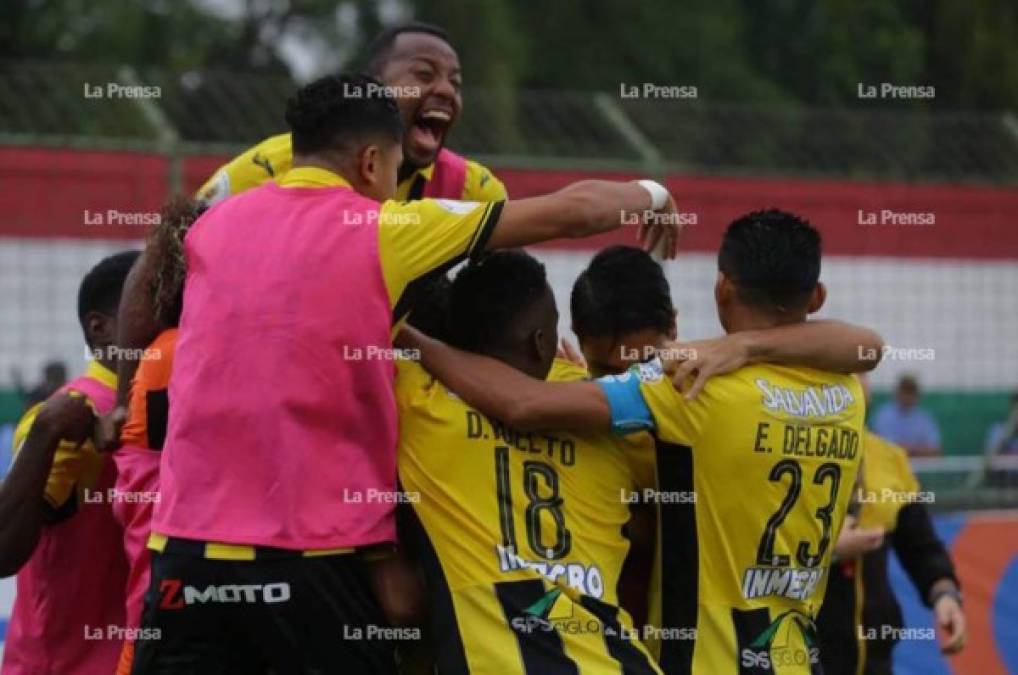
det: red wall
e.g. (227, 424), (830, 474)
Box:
(2, 147), (1016, 259)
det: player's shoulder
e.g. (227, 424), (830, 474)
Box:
(735, 363), (864, 418)
(394, 357), (458, 409)
(135, 328), (178, 385)
(865, 431), (911, 466)
(198, 133), (293, 203)
(241, 132), (292, 163)
(548, 357), (590, 383)
(12, 402), (44, 456)
(462, 158), (506, 201)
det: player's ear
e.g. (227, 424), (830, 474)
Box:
(714, 272), (732, 307)
(358, 144), (381, 185)
(807, 282), (827, 314)
(532, 328), (551, 362)
(85, 311), (115, 348)
(666, 310), (678, 340)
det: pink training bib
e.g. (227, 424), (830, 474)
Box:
(153, 180), (398, 550)
(3, 372), (129, 675)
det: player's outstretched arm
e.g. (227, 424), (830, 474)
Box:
(0, 394), (94, 577)
(667, 320), (884, 398)
(486, 180), (680, 257)
(397, 327), (611, 433)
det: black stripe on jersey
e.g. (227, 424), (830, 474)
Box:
(495, 446), (518, 551)
(407, 174), (428, 200)
(815, 561), (859, 675)
(655, 439), (697, 675)
(390, 200), (503, 324)
(145, 388), (169, 450)
(580, 596), (658, 675)
(495, 580), (579, 675)
(732, 608), (776, 675)
(466, 200), (503, 261)
(411, 507), (471, 675)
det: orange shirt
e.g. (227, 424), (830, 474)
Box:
(121, 328), (177, 449)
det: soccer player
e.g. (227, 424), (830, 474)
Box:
(0, 251), (137, 675)
(398, 249), (662, 673)
(197, 22), (504, 206)
(111, 197), (202, 675)
(130, 73), (678, 673)
(97, 22), (505, 448)
(817, 375), (965, 675)
(398, 210), (872, 674)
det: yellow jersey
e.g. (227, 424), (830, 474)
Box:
(196, 133), (506, 205)
(397, 358), (661, 674)
(599, 360), (865, 675)
(854, 433), (921, 532)
(12, 361), (117, 520)
(548, 359), (665, 660)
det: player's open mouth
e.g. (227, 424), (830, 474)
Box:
(409, 109), (452, 156)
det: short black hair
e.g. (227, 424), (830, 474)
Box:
(362, 22), (454, 76)
(449, 251), (548, 352)
(285, 73), (402, 156)
(718, 209), (821, 311)
(78, 250), (140, 343)
(571, 246), (674, 341)
(406, 274), (453, 342)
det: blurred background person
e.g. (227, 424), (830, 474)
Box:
(872, 374), (942, 457)
(983, 392), (1018, 456)
(11, 361), (67, 411)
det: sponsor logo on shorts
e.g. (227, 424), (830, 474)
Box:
(158, 579), (291, 609)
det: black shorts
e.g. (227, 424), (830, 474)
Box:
(131, 546), (398, 675)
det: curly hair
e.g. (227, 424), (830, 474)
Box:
(147, 195), (205, 328)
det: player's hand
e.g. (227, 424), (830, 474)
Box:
(93, 405), (128, 452)
(557, 339), (587, 368)
(394, 326), (424, 351)
(832, 522), (884, 560)
(933, 593), (967, 654)
(661, 334), (751, 399)
(36, 392), (96, 445)
(637, 194), (681, 260)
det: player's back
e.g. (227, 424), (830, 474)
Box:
(622, 360), (864, 674)
(397, 358), (661, 674)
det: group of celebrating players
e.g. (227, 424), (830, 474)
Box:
(0, 20), (966, 675)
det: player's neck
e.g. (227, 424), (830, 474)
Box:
(483, 348), (547, 381)
(292, 154), (354, 184)
(725, 306), (807, 333)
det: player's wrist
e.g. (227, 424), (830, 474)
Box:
(929, 584), (963, 609)
(732, 331), (762, 365)
(635, 180), (669, 210)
